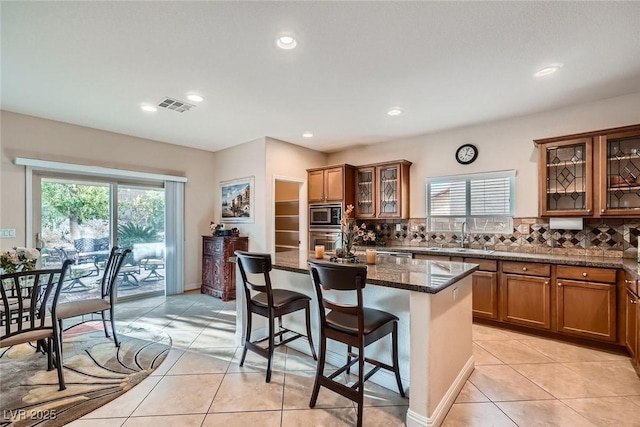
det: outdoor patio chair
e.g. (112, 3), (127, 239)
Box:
(133, 242), (164, 282)
(0, 260), (73, 391)
(55, 248), (98, 292)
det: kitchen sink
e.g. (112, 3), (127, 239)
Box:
(425, 247), (495, 255)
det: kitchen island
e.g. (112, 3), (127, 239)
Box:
(236, 251), (478, 427)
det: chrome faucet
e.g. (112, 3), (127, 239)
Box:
(460, 221), (469, 248)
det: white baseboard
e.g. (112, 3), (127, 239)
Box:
(406, 355), (474, 427)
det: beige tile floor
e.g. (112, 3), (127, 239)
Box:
(67, 293), (640, 427)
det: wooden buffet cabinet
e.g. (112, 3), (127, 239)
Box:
(201, 235), (248, 301)
(535, 124), (640, 217)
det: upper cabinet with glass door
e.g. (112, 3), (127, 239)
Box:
(354, 160), (411, 219)
(535, 124), (640, 218)
(537, 137), (593, 216)
(597, 126), (640, 216)
(355, 166), (375, 218)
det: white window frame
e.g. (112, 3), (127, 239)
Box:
(426, 170), (516, 233)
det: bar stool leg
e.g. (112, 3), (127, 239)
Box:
(239, 311), (252, 367)
(392, 321), (405, 397)
(266, 315), (275, 383)
(278, 316), (283, 343)
(309, 334), (326, 407)
(304, 303), (317, 360)
(356, 342), (365, 427)
(346, 345), (352, 374)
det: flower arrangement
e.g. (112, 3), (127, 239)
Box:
(337, 204), (376, 258)
(210, 221), (224, 236)
(0, 247), (40, 273)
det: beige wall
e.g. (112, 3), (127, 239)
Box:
(265, 138), (327, 255)
(328, 92), (640, 218)
(0, 110), (216, 291)
(213, 137), (267, 252)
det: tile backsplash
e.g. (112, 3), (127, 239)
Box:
(366, 218), (640, 258)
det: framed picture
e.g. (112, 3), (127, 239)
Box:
(220, 176), (254, 223)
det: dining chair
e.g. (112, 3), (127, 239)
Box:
(0, 260), (73, 391)
(307, 260), (405, 427)
(54, 247), (130, 356)
(235, 250), (317, 382)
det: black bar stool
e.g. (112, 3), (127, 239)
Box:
(235, 251), (317, 382)
(307, 260), (405, 427)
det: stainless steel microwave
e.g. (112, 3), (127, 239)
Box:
(309, 204), (342, 228)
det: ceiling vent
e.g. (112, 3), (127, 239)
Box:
(157, 97), (195, 113)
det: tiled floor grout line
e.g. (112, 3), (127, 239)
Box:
(76, 297), (640, 426)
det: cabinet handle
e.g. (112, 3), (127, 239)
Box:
(632, 300), (637, 304)
(587, 209), (592, 213)
(558, 282), (562, 287)
(582, 272), (587, 277)
(522, 267), (527, 271)
(544, 281), (549, 285)
(601, 209), (605, 213)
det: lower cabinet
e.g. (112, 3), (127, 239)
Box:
(626, 288), (638, 362)
(500, 273), (551, 330)
(201, 235), (248, 301)
(472, 271), (499, 319)
(467, 258), (499, 320)
(556, 266), (617, 342)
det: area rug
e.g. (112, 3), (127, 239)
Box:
(0, 321), (171, 427)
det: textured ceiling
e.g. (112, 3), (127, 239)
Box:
(2, 1), (640, 153)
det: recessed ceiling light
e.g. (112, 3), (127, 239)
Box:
(187, 94), (204, 102)
(534, 63), (563, 78)
(141, 104), (157, 112)
(302, 131), (313, 138)
(387, 107), (403, 116)
(276, 35), (297, 50)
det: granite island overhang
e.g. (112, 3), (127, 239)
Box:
(234, 253), (479, 427)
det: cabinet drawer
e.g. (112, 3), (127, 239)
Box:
(502, 261), (550, 277)
(624, 274), (639, 294)
(557, 266), (616, 284)
(465, 258), (497, 272)
(204, 239), (224, 256)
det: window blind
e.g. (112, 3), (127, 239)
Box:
(427, 170), (515, 232)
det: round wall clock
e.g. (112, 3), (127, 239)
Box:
(455, 144), (478, 165)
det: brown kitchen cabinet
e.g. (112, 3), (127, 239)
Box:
(354, 160), (411, 219)
(307, 164), (355, 204)
(625, 288), (638, 363)
(500, 261), (552, 330)
(354, 166), (376, 218)
(202, 235), (248, 301)
(556, 266), (617, 342)
(535, 124), (640, 217)
(467, 258), (499, 320)
(415, 253), (499, 319)
(595, 126), (640, 216)
(536, 137), (593, 216)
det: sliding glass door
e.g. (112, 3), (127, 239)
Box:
(117, 184), (165, 297)
(37, 175), (165, 301)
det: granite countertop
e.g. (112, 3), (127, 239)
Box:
(364, 247), (640, 278)
(272, 251), (478, 294)
(274, 248), (640, 281)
